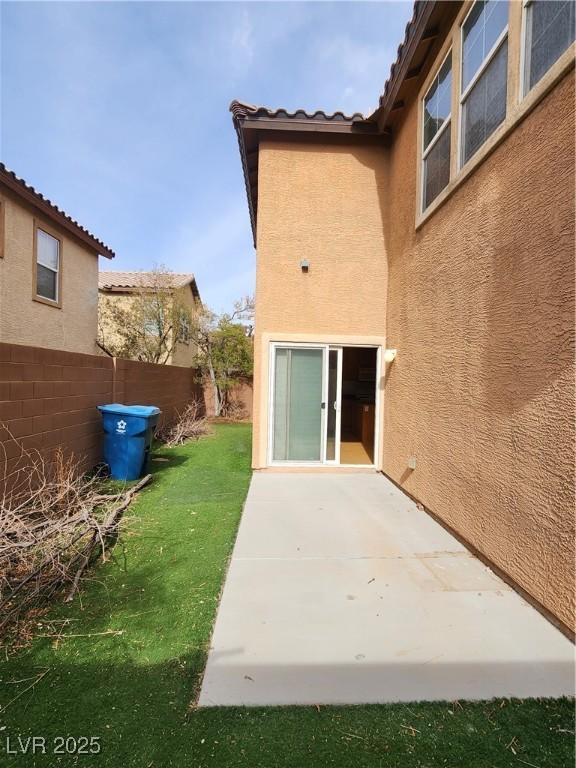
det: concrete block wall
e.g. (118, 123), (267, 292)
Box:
(0, 342), (112, 479)
(114, 358), (203, 428)
(0, 342), (204, 489)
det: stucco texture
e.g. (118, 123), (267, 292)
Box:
(253, 142), (388, 467)
(0, 193), (99, 355)
(383, 72), (575, 631)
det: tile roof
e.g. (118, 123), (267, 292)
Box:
(376, 0), (425, 110)
(230, 101), (366, 123)
(99, 271), (196, 290)
(231, 1), (436, 131)
(0, 163), (115, 258)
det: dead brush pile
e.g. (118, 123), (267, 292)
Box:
(155, 400), (211, 447)
(0, 429), (150, 645)
(219, 400), (249, 422)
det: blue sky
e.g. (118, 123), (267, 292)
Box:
(1, 1), (413, 312)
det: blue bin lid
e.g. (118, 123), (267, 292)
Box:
(97, 403), (161, 417)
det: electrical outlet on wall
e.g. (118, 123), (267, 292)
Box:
(408, 456), (417, 470)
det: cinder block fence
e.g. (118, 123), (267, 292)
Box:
(0, 342), (203, 482)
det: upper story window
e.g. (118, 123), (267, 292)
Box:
(178, 312), (191, 344)
(422, 52), (452, 210)
(460, 1), (509, 166)
(36, 227), (60, 303)
(143, 318), (161, 336)
(416, 0), (573, 223)
(523, 0), (575, 95)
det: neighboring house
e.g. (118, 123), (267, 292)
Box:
(231, 1), (575, 633)
(0, 164), (115, 354)
(98, 271), (201, 366)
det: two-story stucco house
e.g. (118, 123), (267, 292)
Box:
(231, 0), (575, 634)
(0, 164), (115, 354)
(98, 271), (201, 367)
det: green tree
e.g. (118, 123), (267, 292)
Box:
(195, 296), (254, 417)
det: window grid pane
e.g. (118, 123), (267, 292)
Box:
(424, 126), (451, 209)
(525, 0), (575, 93)
(37, 264), (58, 301)
(37, 229), (59, 270)
(462, 0), (509, 90)
(462, 38), (508, 165)
(423, 54), (452, 150)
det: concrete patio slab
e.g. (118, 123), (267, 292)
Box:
(199, 473), (574, 706)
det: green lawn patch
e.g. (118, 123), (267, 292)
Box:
(0, 423), (572, 767)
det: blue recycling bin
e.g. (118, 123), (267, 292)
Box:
(97, 404), (161, 480)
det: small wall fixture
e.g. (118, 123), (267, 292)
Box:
(383, 348), (397, 363)
(300, 259), (310, 273)
(407, 456), (417, 470)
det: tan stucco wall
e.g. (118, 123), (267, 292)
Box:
(0, 192), (99, 355)
(253, 141), (388, 468)
(97, 291), (133, 354)
(383, 71), (575, 631)
(170, 285), (199, 367)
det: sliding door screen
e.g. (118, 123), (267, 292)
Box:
(273, 347), (323, 461)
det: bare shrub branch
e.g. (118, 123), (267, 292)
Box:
(154, 401), (211, 447)
(0, 425), (151, 647)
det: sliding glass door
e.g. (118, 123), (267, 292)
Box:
(271, 344), (345, 464)
(272, 347), (324, 461)
(325, 348), (342, 463)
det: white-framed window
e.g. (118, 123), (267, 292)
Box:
(460, 0), (509, 167)
(178, 312), (191, 343)
(422, 50), (453, 211)
(143, 319), (160, 336)
(36, 227), (60, 303)
(522, 0), (575, 95)
(143, 299), (164, 336)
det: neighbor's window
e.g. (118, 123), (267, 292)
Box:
(144, 301), (164, 336)
(523, 0), (575, 95)
(460, 0), (509, 166)
(422, 52), (452, 210)
(36, 227), (60, 302)
(143, 317), (161, 336)
(178, 313), (191, 344)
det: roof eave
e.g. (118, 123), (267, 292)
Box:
(231, 104), (381, 247)
(0, 164), (115, 258)
(369, 0), (438, 130)
(233, 115), (258, 248)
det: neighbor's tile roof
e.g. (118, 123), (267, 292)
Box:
(0, 163), (115, 258)
(99, 271), (196, 290)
